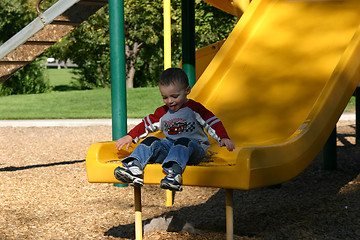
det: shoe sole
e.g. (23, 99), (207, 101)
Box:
(160, 182), (183, 191)
(114, 169), (144, 187)
(129, 178), (144, 187)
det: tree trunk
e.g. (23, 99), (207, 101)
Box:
(125, 41), (143, 88)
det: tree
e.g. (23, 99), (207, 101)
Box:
(46, 0), (237, 89)
(0, 58), (49, 96)
(124, 1), (163, 88)
(0, 0), (37, 45)
(127, 0), (238, 88)
(46, 6), (111, 89)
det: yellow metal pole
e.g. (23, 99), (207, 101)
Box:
(134, 186), (143, 240)
(226, 189), (234, 240)
(164, 0), (174, 207)
(164, 0), (171, 69)
(165, 190), (174, 206)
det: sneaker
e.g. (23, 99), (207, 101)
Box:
(160, 170), (183, 191)
(114, 162), (144, 187)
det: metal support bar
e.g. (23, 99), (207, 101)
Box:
(51, 20), (81, 26)
(226, 189), (234, 240)
(165, 190), (175, 207)
(109, 0), (127, 141)
(323, 126), (337, 170)
(164, 0), (172, 70)
(134, 186), (143, 240)
(36, 0), (47, 24)
(0, 0), (80, 60)
(0, 61), (30, 65)
(356, 87), (360, 144)
(36, 0), (44, 14)
(181, 0), (196, 87)
(163, 0), (174, 207)
(78, 0), (108, 6)
(24, 41), (57, 46)
(109, 0), (128, 188)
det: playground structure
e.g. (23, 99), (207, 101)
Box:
(86, 0), (360, 239)
(0, 0), (107, 83)
(2, 0), (360, 239)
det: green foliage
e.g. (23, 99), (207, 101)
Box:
(47, 6), (110, 89)
(0, 0), (237, 94)
(0, 58), (50, 96)
(0, 0), (36, 44)
(0, 0), (58, 43)
(194, 0), (237, 47)
(46, 0), (237, 89)
(124, 1), (165, 87)
(131, 0), (238, 87)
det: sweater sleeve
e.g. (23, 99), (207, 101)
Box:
(189, 100), (230, 142)
(127, 105), (168, 143)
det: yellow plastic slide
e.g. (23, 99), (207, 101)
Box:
(86, 0), (360, 190)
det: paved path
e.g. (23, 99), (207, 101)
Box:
(0, 119), (142, 127)
(340, 113), (356, 121)
(0, 113), (355, 127)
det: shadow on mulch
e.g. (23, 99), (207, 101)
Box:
(0, 160), (85, 172)
(106, 223), (135, 239)
(105, 130), (360, 239)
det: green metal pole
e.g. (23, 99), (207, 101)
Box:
(356, 87), (360, 144)
(109, 0), (127, 141)
(323, 126), (337, 170)
(109, 0), (128, 188)
(182, 0), (196, 87)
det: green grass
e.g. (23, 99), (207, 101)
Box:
(0, 69), (356, 119)
(345, 96), (355, 113)
(0, 87), (163, 119)
(0, 69), (163, 119)
(45, 68), (80, 91)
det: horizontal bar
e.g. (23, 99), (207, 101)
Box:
(79, 0), (108, 6)
(51, 20), (81, 26)
(0, 61), (30, 65)
(24, 41), (57, 46)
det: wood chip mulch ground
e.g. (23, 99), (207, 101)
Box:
(0, 120), (359, 239)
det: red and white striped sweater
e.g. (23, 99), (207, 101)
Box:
(128, 99), (230, 151)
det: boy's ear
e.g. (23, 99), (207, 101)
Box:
(186, 86), (191, 95)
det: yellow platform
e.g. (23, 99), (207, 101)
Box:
(86, 0), (360, 190)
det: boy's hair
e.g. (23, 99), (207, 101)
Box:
(159, 68), (189, 88)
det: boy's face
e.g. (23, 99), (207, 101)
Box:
(159, 82), (191, 112)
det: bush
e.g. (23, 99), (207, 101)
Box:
(0, 58), (50, 96)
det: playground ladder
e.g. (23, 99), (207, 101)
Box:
(0, 0), (108, 83)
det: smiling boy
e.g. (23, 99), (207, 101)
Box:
(114, 68), (235, 191)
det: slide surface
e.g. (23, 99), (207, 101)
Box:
(86, 0), (360, 189)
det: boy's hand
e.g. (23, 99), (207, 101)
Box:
(115, 135), (133, 150)
(220, 138), (235, 152)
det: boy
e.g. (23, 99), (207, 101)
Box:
(114, 68), (235, 191)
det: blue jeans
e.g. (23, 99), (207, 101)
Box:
(122, 137), (206, 173)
